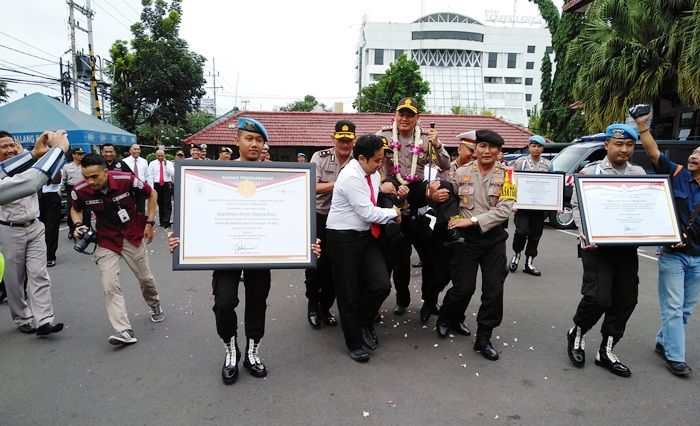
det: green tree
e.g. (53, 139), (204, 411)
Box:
(529, 0), (587, 142)
(539, 52), (553, 135)
(451, 105), (475, 114)
(280, 95), (327, 112)
(0, 81), (11, 104)
(107, 0), (206, 133)
(354, 55), (430, 112)
(571, 0), (700, 134)
(184, 110), (215, 135)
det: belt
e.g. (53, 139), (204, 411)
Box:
(0, 219), (35, 228)
(327, 229), (370, 237)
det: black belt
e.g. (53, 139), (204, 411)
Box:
(0, 219), (35, 228)
(327, 229), (370, 237)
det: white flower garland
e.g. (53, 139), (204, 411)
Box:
(390, 121), (424, 184)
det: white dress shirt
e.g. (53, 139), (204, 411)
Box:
(123, 156), (150, 184)
(326, 158), (397, 231)
(147, 159), (174, 186)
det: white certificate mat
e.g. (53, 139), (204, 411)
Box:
(575, 175), (681, 246)
(173, 161), (316, 269)
(514, 171), (564, 211)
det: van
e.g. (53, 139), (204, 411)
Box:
(547, 140), (698, 229)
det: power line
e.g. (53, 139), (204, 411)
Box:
(120, 0), (141, 15)
(90, 0), (131, 30)
(0, 44), (59, 64)
(0, 31), (59, 60)
(95, 0), (138, 26)
(0, 63), (57, 80)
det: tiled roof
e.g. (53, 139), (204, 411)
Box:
(184, 111), (537, 150)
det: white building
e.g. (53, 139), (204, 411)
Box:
(356, 12), (552, 125)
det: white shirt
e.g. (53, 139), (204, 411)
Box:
(123, 156), (150, 184)
(147, 159), (174, 186)
(326, 158), (397, 231)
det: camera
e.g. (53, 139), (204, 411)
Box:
(74, 227), (97, 253)
(683, 221), (700, 246)
(628, 104), (651, 119)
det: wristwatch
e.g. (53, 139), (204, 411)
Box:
(471, 216), (478, 225)
(146, 220), (156, 226)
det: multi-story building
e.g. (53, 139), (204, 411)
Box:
(356, 12), (552, 125)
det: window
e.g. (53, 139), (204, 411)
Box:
(527, 109), (532, 117)
(526, 61), (534, 70)
(546, 46), (553, 54)
(488, 52), (497, 68)
(412, 31), (484, 42)
(374, 49), (384, 65)
(370, 73), (384, 82)
(525, 94), (532, 102)
(525, 77), (533, 86)
(395, 50), (405, 61)
(507, 53), (517, 68)
(505, 77), (522, 84)
(527, 45), (536, 54)
(484, 76), (502, 84)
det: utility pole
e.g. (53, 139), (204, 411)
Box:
(68, 0), (100, 118)
(207, 57), (223, 115)
(68, 1), (79, 109)
(241, 100), (249, 111)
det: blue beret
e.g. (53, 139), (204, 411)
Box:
(237, 117), (269, 142)
(528, 135), (546, 146)
(605, 124), (638, 141)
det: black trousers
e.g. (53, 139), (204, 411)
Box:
(424, 223), (453, 306)
(390, 214), (434, 307)
(304, 213), (335, 311)
(65, 185), (90, 236)
(573, 246), (639, 340)
(211, 269), (271, 342)
(512, 210), (547, 258)
(439, 226), (509, 337)
(153, 182), (173, 226)
(38, 192), (61, 262)
(327, 230), (391, 351)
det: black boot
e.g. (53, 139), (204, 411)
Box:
(566, 326), (585, 367)
(523, 256), (541, 276)
(473, 329), (499, 361)
(244, 338), (268, 378)
(508, 252), (521, 273)
(595, 336), (631, 377)
(307, 301), (321, 328)
(221, 336), (240, 385)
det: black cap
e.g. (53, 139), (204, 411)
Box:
(219, 146), (232, 154)
(475, 130), (505, 147)
(334, 120), (356, 139)
(396, 97), (420, 114)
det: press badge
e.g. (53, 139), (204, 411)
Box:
(117, 208), (130, 223)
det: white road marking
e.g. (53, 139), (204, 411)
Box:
(553, 228), (658, 262)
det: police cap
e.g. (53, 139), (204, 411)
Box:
(238, 117), (269, 142)
(334, 120), (356, 140)
(396, 97), (420, 114)
(475, 129), (505, 147)
(605, 124), (639, 141)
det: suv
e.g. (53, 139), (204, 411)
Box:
(547, 140), (697, 229)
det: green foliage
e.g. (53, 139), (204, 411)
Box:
(479, 108), (494, 116)
(107, 0), (206, 133)
(450, 105), (475, 114)
(0, 81), (11, 104)
(146, 152), (175, 162)
(354, 55), (430, 112)
(572, 0), (700, 134)
(280, 95), (327, 112)
(135, 110), (214, 147)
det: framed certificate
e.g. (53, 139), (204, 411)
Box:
(172, 160), (316, 270)
(514, 171), (564, 211)
(575, 175), (682, 246)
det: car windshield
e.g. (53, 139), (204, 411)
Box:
(551, 147), (590, 172)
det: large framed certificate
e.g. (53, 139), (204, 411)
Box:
(513, 171), (564, 211)
(172, 160), (316, 270)
(575, 175), (682, 246)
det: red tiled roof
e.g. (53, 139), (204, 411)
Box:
(184, 111), (536, 150)
(562, 0), (593, 12)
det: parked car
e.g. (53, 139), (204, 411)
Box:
(547, 140), (697, 229)
(503, 143), (573, 166)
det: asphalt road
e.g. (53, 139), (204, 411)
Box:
(0, 225), (697, 425)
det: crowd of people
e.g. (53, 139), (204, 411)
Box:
(0, 99), (698, 387)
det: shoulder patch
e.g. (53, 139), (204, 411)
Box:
(70, 190), (78, 201)
(318, 149), (333, 158)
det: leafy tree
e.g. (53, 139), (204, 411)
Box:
(107, 0), (206, 133)
(354, 55), (430, 112)
(539, 52), (553, 136)
(528, 105), (545, 135)
(184, 110), (215, 135)
(571, 0), (700, 135)
(529, 0), (586, 142)
(0, 81), (11, 104)
(451, 105), (475, 114)
(280, 95), (327, 112)
(479, 108), (494, 116)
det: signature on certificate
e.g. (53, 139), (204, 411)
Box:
(233, 240), (260, 254)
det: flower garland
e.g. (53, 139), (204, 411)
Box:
(390, 120), (424, 184)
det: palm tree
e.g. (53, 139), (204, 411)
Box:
(0, 81), (11, 104)
(571, 0), (700, 133)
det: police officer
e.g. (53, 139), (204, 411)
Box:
(304, 120), (355, 328)
(508, 135), (552, 276)
(62, 147), (90, 239)
(188, 144), (202, 160)
(218, 146), (233, 161)
(433, 130), (514, 361)
(101, 143), (132, 173)
(566, 124), (645, 377)
(421, 131), (476, 322)
(377, 97), (450, 315)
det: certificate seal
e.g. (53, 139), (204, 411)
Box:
(238, 179), (256, 197)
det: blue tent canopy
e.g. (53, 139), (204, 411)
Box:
(0, 93), (136, 152)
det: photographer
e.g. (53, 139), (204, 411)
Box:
(635, 108), (700, 376)
(70, 153), (164, 346)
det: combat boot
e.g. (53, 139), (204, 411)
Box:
(508, 252), (521, 272)
(523, 256), (541, 276)
(244, 338), (268, 378)
(221, 336), (240, 385)
(595, 336), (631, 377)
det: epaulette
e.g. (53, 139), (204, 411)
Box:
(318, 149), (333, 158)
(379, 127), (392, 132)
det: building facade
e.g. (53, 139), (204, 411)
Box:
(356, 12), (552, 125)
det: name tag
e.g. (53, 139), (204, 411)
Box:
(85, 199), (103, 206)
(112, 192), (130, 202)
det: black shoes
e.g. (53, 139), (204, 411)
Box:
(656, 342), (692, 376)
(420, 302), (439, 322)
(18, 323), (36, 334)
(361, 326), (378, 351)
(436, 320), (450, 338)
(443, 229), (465, 248)
(243, 338), (267, 378)
(222, 337), (240, 385)
(474, 336), (499, 361)
(435, 320), (471, 337)
(595, 336), (631, 377)
(36, 322), (64, 336)
(567, 326), (586, 368)
(307, 302), (321, 328)
(320, 311), (337, 327)
(393, 304), (407, 316)
(349, 348), (370, 363)
(523, 256), (541, 276)
(452, 322), (471, 336)
(384, 220), (402, 242)
(47, 260), (56, 267)
(508, 252), (521, 273)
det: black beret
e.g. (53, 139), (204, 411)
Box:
(475, 130), (505, 147)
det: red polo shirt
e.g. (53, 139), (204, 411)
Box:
(70, 171), (152, 254)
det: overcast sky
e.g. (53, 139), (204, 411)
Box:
(1, 0), (562, 117)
